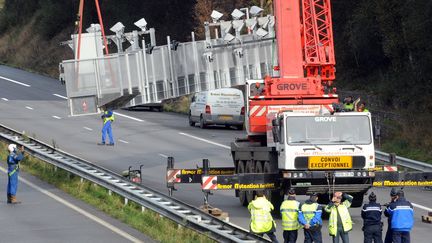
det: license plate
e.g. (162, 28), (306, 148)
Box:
(219, 115), (233, 120)
(308, 156), (352, 169)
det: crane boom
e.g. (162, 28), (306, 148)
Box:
(247, 0), (338, 136)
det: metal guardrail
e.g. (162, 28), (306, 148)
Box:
(0, 124), (270, 243)
(375, 150), (432, 172)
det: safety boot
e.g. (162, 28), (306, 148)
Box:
(7, 194), (12, 204)
(10, 195), (21, 204)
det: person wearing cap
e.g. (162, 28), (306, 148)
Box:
(248, 191), (279, 242)
(385, 190), (414, 243)
(299, 192), (323, 243)
(280, 189), (301, 243)
(361, 192), (383, 243)
(384, 188), (398, 243)
(6, 144), (25, 204)
(343, 96), (354, 111)
(98, 108), (115, 146)
(325, 191), (353, 243)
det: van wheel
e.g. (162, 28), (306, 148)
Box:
(199, 116), (207, 129)
(188, 113), (195, 127)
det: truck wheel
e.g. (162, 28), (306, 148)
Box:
(245, 161), (255, 203)
(317, 193), (330, 205)
(237, 161), (248, 206)
(351, 192), (365, 207)
(188, 113), (195, 127)
(255, 161), (263, 173)
(199, 116), (207, 129)
(263, 161), (283, 214)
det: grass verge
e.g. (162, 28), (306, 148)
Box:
(162, 95), (192, 114)
(0, 142), (214, 243)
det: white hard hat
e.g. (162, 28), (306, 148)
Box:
(8, 144), (17, 153)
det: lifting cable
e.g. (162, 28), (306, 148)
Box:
(76, 0), (109, 58)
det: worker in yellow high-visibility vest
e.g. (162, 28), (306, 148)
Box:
(248, 191), (279, 243)
(280, 189), (300, 243)
(98, 109), (115, 145)
(325, 192), (353, 243)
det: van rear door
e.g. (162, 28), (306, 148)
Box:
(207, 88), (243, 117)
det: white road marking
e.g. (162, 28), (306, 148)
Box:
(52, 116), (62, 119)
(412, 203), (432, 212)
(0, 167), (142, 243)
(119, 139), (129, 144)
(158, 153), (169, 158)
(178, 132), (230, 149)
(83, 127), (93, 131)
(0, 75), (31, 87)
(114, 112), (145, 122)
(25, 106), (34, 110)
(53, 93), (67, 99)
(2, 98), (9, 101)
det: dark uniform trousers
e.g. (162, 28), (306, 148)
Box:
(392, 231), (410, 243)
(304, 226), (322, 243)
(283, 230), (298, 243)
(364, 224), (383, 243)
(384, 228), (392, 243)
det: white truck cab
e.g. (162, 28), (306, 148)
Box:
(273, 112), (375, 171)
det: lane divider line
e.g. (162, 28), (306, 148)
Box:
(2, 98), (9, 101)
(52, 116), (62, 119)
(0, 166), (142, 243)
(25, 106), (34, 110)
(53, 94), (67, 100)
(158, 153), (169, 158)
(0, 75), (31, 87)
(114, 112), (145, 122)
(412, 202), (432, 212)
(178, 132), (230, 149)
(83, 127), (93, 131)
(119, 139), (129, 144)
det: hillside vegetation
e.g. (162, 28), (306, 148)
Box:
(0, 0), (431, 161)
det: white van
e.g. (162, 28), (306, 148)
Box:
(189, 88), (244, 129)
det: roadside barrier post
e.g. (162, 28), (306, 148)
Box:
(167, 156), (175, 196)
(202, 159), (210, 205)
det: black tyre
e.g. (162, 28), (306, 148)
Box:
(245, 161), (255, 203)
(237, 161), (248, 206)
(255, 161), (263, 174)
(263, 161), (283, 213)
(236, 124), (244, 130)
(350, 192), (365, 207)
(199, 116), (207, 129)
(188, 112), (195, 127)
(317, 193), (330, 205)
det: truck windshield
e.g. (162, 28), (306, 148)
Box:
(286, 115), (372, 145)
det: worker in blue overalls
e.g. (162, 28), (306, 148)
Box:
(7, 144), (25, 204)
(98, 109), (115, 146)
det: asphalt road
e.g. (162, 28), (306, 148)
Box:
(0, 163), (153, 243)
(1, 65), (431, 242)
